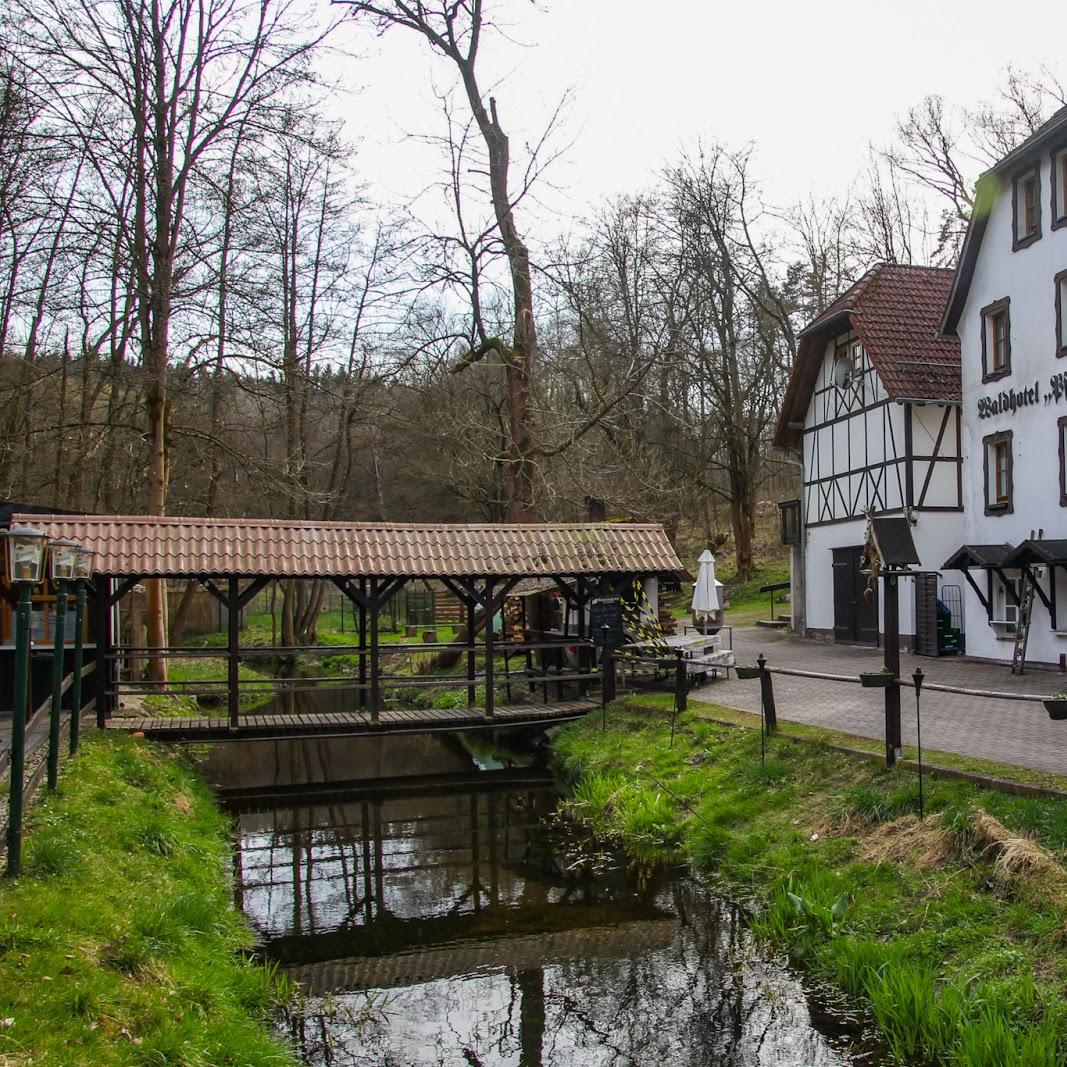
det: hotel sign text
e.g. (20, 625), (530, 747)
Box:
(977, 373), (1067, 419)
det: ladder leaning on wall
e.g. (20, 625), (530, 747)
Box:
(1010, 577), (1036, 675)
(1010, 528), (1042, 676)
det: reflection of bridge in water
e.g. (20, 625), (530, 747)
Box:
(224, 738), (674, 1065)
(227, 756), (674, 974)
(216, 735), (863, 1067)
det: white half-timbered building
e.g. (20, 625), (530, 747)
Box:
(941, 105), (1067, 668)
(774, 264), (963, 649)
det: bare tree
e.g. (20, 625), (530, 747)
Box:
(884, 68), (1066, 262)
(17, 0), (332, 674)
(665, 147), (794, 579)
(340, 0), (544, 520)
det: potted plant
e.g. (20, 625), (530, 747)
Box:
(735, 664), (762, 680)
(859, 667), (895, 688)
(1045, 693), (1067, 720)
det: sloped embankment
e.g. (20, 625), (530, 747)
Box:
(553, 698), (1067, 1067)
(0, 733), (298, 1065)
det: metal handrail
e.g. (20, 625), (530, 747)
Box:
(111, 667), (606, 697)
(764, 665), (1051, 702)
(108, 637), (595, 660)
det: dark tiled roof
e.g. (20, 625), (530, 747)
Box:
(774, 264), (961, 448)
(9, 514), (684, 579)
(1004, 540), (1067, 567)
(943, 543), (1016, 569)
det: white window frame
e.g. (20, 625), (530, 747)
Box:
(990, 573), (1021, 639)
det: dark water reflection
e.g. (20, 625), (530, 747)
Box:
(204, 736), (882, 1067)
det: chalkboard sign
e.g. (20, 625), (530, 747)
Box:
(589, 596), (625, 649)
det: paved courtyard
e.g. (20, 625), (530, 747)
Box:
(691, 627), (1067, 777)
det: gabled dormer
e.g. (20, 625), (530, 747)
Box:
(775, 264), (962, 527)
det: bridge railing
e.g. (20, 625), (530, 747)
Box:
(104, 633), (606, 728)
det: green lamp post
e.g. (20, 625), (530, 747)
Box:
(2, 526), (49, 877)
(68, 544), (95, 756)
(47, 539), (80, 792)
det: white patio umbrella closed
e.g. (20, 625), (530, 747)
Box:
(691, 549), (721, 624)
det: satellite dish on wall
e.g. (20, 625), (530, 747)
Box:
(833, 355), (855, 389)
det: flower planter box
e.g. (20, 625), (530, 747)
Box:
(1044, 699), (1067, 721)
(859, 672), (894, 688)
(735, 665), (762, 680)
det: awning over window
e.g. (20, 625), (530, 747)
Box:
(942, 544), (1016, 570)
(1002, 540), (1067, 568)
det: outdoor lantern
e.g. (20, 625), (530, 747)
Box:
(2, 527), (49, 584)
(72, 544), (95, 581)
(49, 539), (80, 582)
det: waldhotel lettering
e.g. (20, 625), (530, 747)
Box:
(977, 374), (1067, 419)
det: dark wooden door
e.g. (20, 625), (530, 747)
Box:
(913, 572), (938, 657)
(832, 547), (879, 646)
(855, 567), (879, 645)
(832, 550), (854, 643)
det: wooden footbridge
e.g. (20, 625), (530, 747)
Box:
(15, 514), (685, 743)
(107, 698), (599, 742)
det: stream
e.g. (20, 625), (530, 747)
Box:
(201, 731), (886, 1066)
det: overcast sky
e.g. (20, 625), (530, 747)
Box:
(322, 0), (1066, 242)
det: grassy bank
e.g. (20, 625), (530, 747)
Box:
(667, 559), (791, 627)
(553, 699), (1067, 1066)
(0, 734), (296, 1065)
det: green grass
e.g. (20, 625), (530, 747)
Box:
(553, 698), (1067, 1066)
(185, 613), (457, 654)
(152, 614), (467, 715)
(666, 560), (791, 627)
(0, 733), (297, 1065)
(141, 658), (278, 718)
(721, 561), (791, 626)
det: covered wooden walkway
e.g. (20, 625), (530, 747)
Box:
(14, 514), (684, 740)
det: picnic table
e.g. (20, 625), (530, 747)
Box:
(664, 631), (735, 680)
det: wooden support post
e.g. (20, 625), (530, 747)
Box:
(575, 578), (587, 696)
(884, 573), (901, 766)
(466, 595), (477, 708)
(7, 582), (32, 876)
(757, 652), (777, 734)
(484, 580), (495, 719)
(91, 578), (112, 727)
(672, 650), (686, 745)
(227, 577), (240, 730)
(369, 578), (380, 722)
(47, 578), (67, 791)
(674, 650), (687, 713)
(358, 578), (367, 710)
(331, 575), (404, 721)
(70, 580), (86, 754)
(601, 626), (616, 704)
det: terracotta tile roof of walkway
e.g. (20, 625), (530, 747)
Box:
(12, 514), (685, 579)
